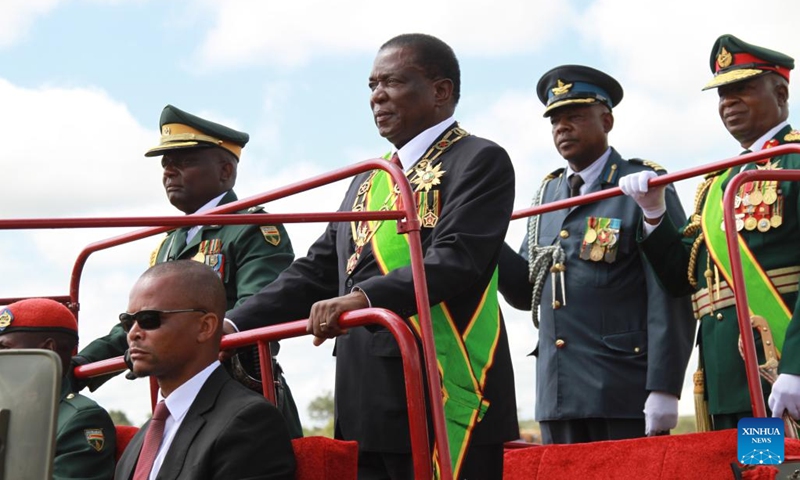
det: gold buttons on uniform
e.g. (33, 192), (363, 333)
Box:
(66, 393), (75, 400)
(555, 339), (566, 348)
(634, 347), (641, 353)
(559, 230), (569, 239)
(716, 313), (724, 321)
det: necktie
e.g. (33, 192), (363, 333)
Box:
(133, 401), (170, 480)
(389, 152), (403, 169)
(568, 174), (584, 198)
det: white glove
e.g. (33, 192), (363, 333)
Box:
(644, 391), (679, 436)
(769, 373), (800, 419)
(618, 171), (667, 220)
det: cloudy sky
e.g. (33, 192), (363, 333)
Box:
(2, 0), (798, 428)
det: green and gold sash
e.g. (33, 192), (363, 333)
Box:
(700, 168), (792, 352)
(368, 166), (501, 479)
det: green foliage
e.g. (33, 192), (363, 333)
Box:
(304, 391), (334, 438)
(108, 409), (132, 426)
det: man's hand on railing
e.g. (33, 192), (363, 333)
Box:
(619, 171), (667, 224)
(123, 349), (138, 380)
(308, 291), (365, 346)
(67, 355), (89, 392)
(769, 373), (800, 420)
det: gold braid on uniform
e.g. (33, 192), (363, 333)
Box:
(527, 172), (565, 328)
(685, 173), (719, 288)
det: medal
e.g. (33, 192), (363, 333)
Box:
(584, 229), (597, 244)
(757, 218), (771, 232)
(771, 215), (783, 228)
(744, 216), (758, 231)
(749, 188), (763, 206)
(763, 186), (777, 205)
(590, 243), (605, 262)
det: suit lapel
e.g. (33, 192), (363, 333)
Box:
(538, 173), (569, 243)
(118, 423), (148, 480)
(155, 366), (229, 480)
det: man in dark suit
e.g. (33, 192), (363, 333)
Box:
(225, 33), (519, 479)
(0, 298), (116, 480)
(74, 105), (302, 438)
(498, 65), (694, 444)
(114, 260), (295, 480)
(620, 35), (800, 430)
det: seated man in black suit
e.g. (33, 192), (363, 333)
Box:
(114, 260), (295, 480)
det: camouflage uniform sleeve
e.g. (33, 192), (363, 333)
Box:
(54, 399), (117, 480)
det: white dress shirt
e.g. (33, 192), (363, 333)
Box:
(148, 361), (221, 480)
(565, 147), (612, 196)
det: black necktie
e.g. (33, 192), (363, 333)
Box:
(568, 174), (584, 198)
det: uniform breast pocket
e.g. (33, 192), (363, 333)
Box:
(368, 330), (401, 358)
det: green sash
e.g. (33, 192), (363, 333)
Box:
(368, 167), (500, 478)
(700, 169), (792, 352)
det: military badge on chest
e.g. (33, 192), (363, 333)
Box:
(726, 158), (784, 233)
(193, 239), (225, 278)
(410, 160), (445, 228)
(579, 216), (621, 263)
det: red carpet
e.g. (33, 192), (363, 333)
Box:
(292, 436), (358, 480)
(503, 430), (800, 480)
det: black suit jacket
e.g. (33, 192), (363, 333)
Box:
(114, 366), (295, 480)
(230, 123), (520, 452)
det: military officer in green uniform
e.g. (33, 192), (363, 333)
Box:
(73, 105), (302, 437)
(620, 34), (800, 429)
(0, 298), (116, 480)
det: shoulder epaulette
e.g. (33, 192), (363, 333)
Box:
(704, 169), (726, 179)
(239, 205), (265, 214)
(543, 167), (565, 181)
(149, 235), (169, 267)
(784, 130), (800, 142)
(62, 392), (99, 411)
(629, 158), (667, 172)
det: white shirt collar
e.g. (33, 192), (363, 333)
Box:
(394, 116), (456, 167)
(149, 361), (221, 480)
(746, 120), (789, 151)
(159, 360), (221, 423)
(185, 191), (227, 243)
(565, 147), (612, 195)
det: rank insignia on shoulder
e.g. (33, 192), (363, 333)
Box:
(260, 226), (281, 246)
(84, 429), (105, 452)
(0, 308), (13, 331)
(785, 130), (800, 142)
(630, 158), (666, 172)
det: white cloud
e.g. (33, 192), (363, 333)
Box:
(193, 0), (573, 69)
(0, 0), (61, 48)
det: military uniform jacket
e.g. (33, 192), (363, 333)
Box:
(55, 381), (116, 480)
(642, 125), (800, 415)
(229, 124), (520, 453)
(114, 366), (295, 480)
(78, 190), (294, 365)
(500, 148), (694, 421)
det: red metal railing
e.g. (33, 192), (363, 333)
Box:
(509, 145), (800, 428)
(0, 157), (452, 479)
(73, 310), (432, 479)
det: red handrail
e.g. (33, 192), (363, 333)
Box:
(74, 310), (432, 479)
(1, 157), (452, 479)
(722, 168), (800, 419)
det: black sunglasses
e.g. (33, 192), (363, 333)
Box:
(119, 309), (208, 332)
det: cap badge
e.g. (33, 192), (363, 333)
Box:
(162, 126), (171, 135)
(551, 79), (573, 96)
(0, 309), (13, 332)
(717, 47), (733, 69)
